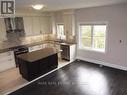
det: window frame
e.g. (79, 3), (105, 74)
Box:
(78, 22), (108, 53)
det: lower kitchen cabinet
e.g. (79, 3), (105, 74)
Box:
(60, 44), (76, 61)
(0, 51), (16, 72)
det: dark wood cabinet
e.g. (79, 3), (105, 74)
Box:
(17, 48), (58, 81)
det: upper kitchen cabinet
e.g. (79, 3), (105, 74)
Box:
(32, 16), (41, 35)
(40, 16), (52, 34)
(23, 16), (52, 36)
(23, 16), (41, 36)
(63, 10), (75, 36)
(0, 18), (7, 41)
(23, 17), (33, 36)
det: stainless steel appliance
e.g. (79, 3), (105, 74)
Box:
(14, 46), (28, 67)
(60, 44), (70, 61)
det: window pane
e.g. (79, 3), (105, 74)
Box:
(57, 24), (65, 39)
(93, 37), (105, 49)
(82, 37), (92, 48)
(79, 24), (106, 52)
(80, 25), (92, 48)
(81, 26), (92, 37)
(93, 25), (106, 37)
(93, 25), (106, 50)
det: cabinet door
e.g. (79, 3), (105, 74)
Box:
(63, 14), (75, 36)
(0, 51), (16, 72)
(39, 57), (49, 74)
(49, 54), (58, 68)
(23, 17), (33, 36)
(0, 18), (7, 41)
(70, 45), (76, 61)
(33, 17), (41, 35)
(40, 17), (51, 34)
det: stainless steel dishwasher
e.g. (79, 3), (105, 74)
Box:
(60, 44), (70, 61)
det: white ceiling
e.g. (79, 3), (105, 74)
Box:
(15, 0), (127, 11)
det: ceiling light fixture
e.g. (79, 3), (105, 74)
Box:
(32, 4), (44, 10)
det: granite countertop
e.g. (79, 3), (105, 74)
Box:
(0, 41), (49, 53)
(17, 48), (57, 62)
(0, 41), (46, 53)
(59, 42), (76, 46)
(0, 39), (76, 53)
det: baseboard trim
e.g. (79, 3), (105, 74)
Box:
(77, 56), (127, 71)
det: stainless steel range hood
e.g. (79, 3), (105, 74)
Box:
(4, 17), (25, 37)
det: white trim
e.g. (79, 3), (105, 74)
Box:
(77, 56), (127, 71)
(77, 21), (109, 54)
(77, 21), (109, 25)
(78, 48), (105, 53)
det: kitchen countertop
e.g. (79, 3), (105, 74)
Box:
(0, 40), (76, 53)
(0, 41), (48, 53)
(59, 42), (76, 46)
(17, 48), (57, 62)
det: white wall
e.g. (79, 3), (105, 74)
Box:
(76, 3), (127, 69)
(15, 9), (48, 16)
(54, 11), (64, 24)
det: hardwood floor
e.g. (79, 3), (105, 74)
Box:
(8, 60), (127, 95)
(0, 59), (69, 95)
(0, 68), (27, 95)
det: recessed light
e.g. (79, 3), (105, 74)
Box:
(32, 4), (44, 10)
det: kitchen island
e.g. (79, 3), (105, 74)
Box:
(17, 48), (58, 81)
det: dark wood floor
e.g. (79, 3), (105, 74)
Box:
(9, 60), (127, 95)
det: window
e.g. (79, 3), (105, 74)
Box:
(56, 24), (65, 39)
(79, 24), (107, 52)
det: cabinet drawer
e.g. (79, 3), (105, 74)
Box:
(0, 51), (16, 72)
(0, 57), (15, 63)
(0, 51), (14, 58)
(0, 60), (15, 72)
(0, 51), (15, 62)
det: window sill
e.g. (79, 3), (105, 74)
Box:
(78, 47), (106, 53)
